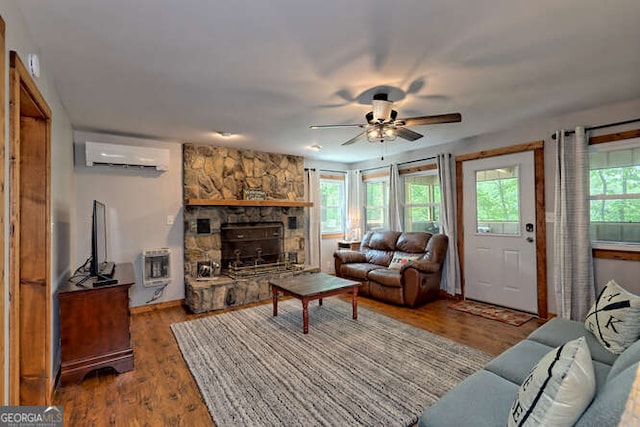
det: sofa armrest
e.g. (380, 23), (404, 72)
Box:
(401, 259), (440, 274)
(401, 259), (444, 307)
(333, 250), (367, 264)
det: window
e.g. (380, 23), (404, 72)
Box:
(320, 175), (345, 235)
(404, 172), (441, 233)
(364, 177), (388, 231)
(475, 166), (520, 235)
(589, 139), (640, 246)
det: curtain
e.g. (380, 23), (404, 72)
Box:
(346, 170), (363, 240)
(304, 169), (321, 268)
(553, 127), (595, 321)
(437, 153), (461, 295)
(389, 163), (403, 231)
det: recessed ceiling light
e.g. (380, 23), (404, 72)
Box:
(308, 144), (322, 151)
(216, 131), (234, 137)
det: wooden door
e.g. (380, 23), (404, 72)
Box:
(456, 142), (547, 318)
(8, 51), (52, 405)
(463, 151), (537, 313)
(0, 16), (5, 405)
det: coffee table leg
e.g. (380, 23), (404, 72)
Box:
(302, 298), (309, 334)
(319, 298), (323, 306)
(352, 286), (358, 320)
(272, 285), (278, 317)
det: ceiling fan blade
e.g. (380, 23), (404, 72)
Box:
(310, 124), (365, 129)
(396, 127), (423, 142)
(342, 131), (367, 146)
(401, 113), (462, 127)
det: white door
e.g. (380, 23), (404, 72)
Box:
(463, 151), (538, 313)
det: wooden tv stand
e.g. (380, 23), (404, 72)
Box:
(58, 262), (135, 386)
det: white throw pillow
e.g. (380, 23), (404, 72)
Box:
(508, 337), (595, 427)
(585, 279), (640, 354)
(388, 252), (421, 270)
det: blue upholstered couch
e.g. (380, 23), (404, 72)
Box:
(418, 317), (638, 426)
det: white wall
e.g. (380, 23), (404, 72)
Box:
(1, 1), (75, 402)
(73, 131), (184, 307)
(348, 97), (640, 315)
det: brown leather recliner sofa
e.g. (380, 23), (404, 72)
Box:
(334, 230), (448, 307)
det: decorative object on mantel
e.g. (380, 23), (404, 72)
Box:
(171, 298), (491, 426)
(243, 189), (267, 200)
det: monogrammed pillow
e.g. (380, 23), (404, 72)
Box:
(585, 279), (640, 354)
(508, 337), (595, 427)
(388, 252), (421, 270)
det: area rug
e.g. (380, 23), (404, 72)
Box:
(171, 298), (492, 427)
(449, 299), (535, 326)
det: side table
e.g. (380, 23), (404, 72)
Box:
(337, 240), (361, 251)
(58, 263), (135, 385)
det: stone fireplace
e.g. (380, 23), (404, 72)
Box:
(182, 144), (317, 313)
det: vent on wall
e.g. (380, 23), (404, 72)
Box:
(85, 141), (170, 171)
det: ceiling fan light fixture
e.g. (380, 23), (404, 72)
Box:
(311, 90), (460, 146)
(366, 125), (396, 142)
(371, 99), (393, 123)
(384, 127), (396, 138)
(367, 128), (381, 139)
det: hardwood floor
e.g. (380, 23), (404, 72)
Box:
(53, 296), (546, 426)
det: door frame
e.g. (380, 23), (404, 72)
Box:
(8, 51), (52, 404)
(0, 15), (5, 405)
(456, 141), (548, 318)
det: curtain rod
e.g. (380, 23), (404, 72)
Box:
(304, 167), (346, 174)
(552, 118), (640, 140)
(358, 155), (437, 174)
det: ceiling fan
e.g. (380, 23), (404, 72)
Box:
(310, 93), (461, 145)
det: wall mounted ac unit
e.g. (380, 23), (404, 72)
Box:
(85, 141), (170, 171)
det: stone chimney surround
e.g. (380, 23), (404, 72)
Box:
(182, 144), (317, 313)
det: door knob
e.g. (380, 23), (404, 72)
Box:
(526, 237), (534, 243)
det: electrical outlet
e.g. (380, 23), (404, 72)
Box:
(166, 215), (174, 225)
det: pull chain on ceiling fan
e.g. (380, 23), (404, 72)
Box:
(310, 93), (461, 146)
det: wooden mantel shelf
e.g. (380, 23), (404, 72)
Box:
(186, 199), (313, 207)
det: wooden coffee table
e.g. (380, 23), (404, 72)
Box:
(269, 272), (361, 334)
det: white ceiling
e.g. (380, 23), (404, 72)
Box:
(17, 0), (640, 163)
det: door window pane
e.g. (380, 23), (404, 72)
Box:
(475, 166), (520, 235)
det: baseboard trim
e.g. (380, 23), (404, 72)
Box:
(131, 299), (185, 314)
(439, 290), (461, 300)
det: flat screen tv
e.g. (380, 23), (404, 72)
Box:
(76, 200), (116, 286)
(90, 200), (108, 277)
